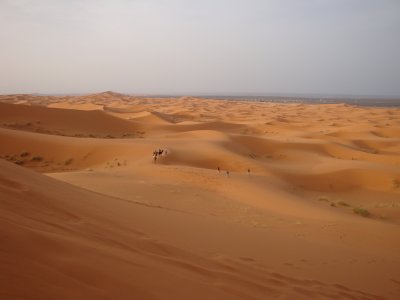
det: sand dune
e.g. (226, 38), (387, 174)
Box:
(103, 104), (148, 114)
(273, 167), (399, 192)
(2, 159), (399, 300)
(48, 102), (104, 111)
(0, 102), (145, 138)
(129, 111), (177, 125)
(1, 92), (400, 299)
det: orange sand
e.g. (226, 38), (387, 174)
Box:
(1, 92), (400, 299)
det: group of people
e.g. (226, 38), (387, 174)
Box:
(151, 149), (251, 177)
(217, 166), (251, 177)
(152, 148), (168, 163)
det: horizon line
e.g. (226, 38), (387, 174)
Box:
(1, 90), (400, 99)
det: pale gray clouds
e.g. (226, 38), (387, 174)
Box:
(1, 0), (399, 96)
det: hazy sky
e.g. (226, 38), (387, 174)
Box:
(1, 0), (399, 96)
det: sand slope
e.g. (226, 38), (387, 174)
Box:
(0, 102), (145, 138)
(2, 159), (398, 300)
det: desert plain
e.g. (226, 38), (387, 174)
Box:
(0, 91), (400, 299)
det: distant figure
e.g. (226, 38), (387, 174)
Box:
(153, 150), (158, 163)
(217, 166), (220, 174)
(158, 149), (163, 155)
(247, 168), (251, 176)
(226, 170), (230, 177)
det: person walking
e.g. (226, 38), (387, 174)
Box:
(153, 150), (158, 163)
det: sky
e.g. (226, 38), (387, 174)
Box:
(0, 0), (399, 96)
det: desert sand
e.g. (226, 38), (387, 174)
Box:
(1, 91), (400, 299)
